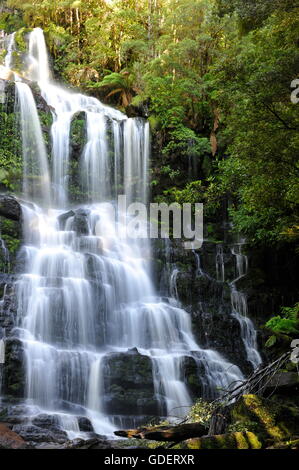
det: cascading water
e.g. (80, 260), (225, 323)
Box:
(4, 32), (15, 70)
(3, 28), (248, 437)
(15, 81), (51, 206)
(230, 243), (262, 370)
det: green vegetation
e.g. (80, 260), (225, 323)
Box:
(1, 0), (297, 249)
(265, 303), (299, 336)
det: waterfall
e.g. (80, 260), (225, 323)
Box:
(230, 243), (262, 370)
(0, 237), (10, 273)
(3, 28), (246, 437)
(15, 82), (51, 206)
(0, 339), (4, 364)
(4, 32), (16, 70)
(216, 244), (225, 282)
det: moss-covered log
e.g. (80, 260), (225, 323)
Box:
(115, 423), (207, 442)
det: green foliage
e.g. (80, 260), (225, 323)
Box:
(0, 110), (22, 191)
(0, 0), (298, 250)
(158, 181), (206, 205)
(0, 11), (24, 33)
(187, 398), (218, 427)
(265, 303), (299, 335)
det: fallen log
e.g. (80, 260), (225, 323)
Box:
(115, 423), (207, 442)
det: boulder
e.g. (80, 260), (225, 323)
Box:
(0, 423), (27, 449)
(266, 371), (299, 390)
(78, 416), (94, 432)
(73, 208), (90, 235)
(58, 210), (75, 230)
(103, 350), (159, 415)
(0, 195), (21, 221)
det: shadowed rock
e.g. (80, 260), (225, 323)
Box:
(0, 195), (21, 221)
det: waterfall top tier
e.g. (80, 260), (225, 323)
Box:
(27, 28), (126, 121)
(17, 27), (150, 207)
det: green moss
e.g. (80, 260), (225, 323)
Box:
(246, 431), (262, 449)
(231, 394), (296, 444)
(0, 218), (21, 272)
(178, 431), (262, 449)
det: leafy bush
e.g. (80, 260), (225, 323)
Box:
(265, 303), (299, 335)
(187, 398), (218, 427)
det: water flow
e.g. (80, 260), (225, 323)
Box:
(230, 243), (262, 370)
(6, 28), (246, 436)
(4, 32), (16, 70)
(0, 339), (4, 364)
(15, 81), (51, 206)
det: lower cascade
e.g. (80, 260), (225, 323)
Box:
(0, 28), (262, 439)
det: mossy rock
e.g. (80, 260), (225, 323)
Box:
(231, 394), (298, 444)
(175, 431), (262, 449)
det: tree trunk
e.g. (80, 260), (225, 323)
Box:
(115, 423), (207, 442)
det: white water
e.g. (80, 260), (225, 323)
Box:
(15, 81), (51, 206)
(5, 28), (246, 436)
(230, 243), (262, 369)
(4, 32), (15, 70)
(0, 339), (5, 364)
(216, 244), (225, 282)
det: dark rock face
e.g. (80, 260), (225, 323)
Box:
(1, 338), (26, 398)
(103, 350), (159, 415)
(70, 111), (87, 160)
(0, 195), (21, 221)
(58, 210), (75, 229)
(182, 356), (204, 397)
(0, 277), (17, 336)
(73, 208), (91, 235)
(153, 239), (254, 375)
(193, 310), (252, 376)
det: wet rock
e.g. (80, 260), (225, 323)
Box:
(12, 423), (68, 444)
(0, 195), (21, 221)
(0, 282), (17, 336)
(73, 208), (90, 235)
(63, 437), (113, 449)
(78, 416), (94, 432)
(32, 413), (60, 429)
(1, 337), (25, 398)
(0, 423), (27, 449)
(193, 311), (251, 376)
(0, 404), (38, 426)
(70, 112), (87, 159)
(182, 356), (204, 396)
(58, 210), (75, 230)
(103, 351), (159, 415)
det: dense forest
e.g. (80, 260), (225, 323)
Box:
(1, 0), (298, 245)
(0, 0), (298, 451)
